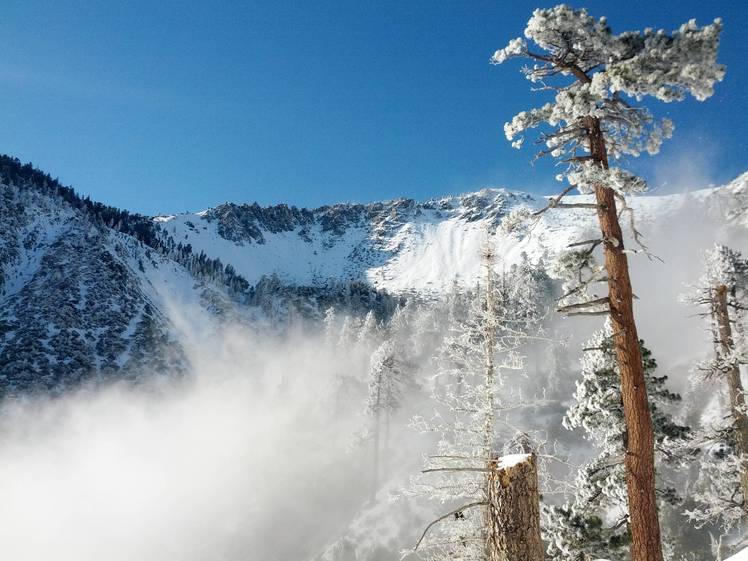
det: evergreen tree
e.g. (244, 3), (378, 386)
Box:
(323, 307), (337, 344)
(544, 325), (690, 561)
(684, 246), (748, 536)
(357, 310), (379, 349)
(492, 8), (724, 559)
(366, 339), (415, 495)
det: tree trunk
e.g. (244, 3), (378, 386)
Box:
(485, 453), (544, 561)
(383, 409), (390, 483)
(588, 117), (663, 561)
(372, 402), (380, 500)
(482, 244), (496, 460)
(713, 283), (748, 505)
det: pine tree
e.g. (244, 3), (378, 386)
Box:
(684, 246), (748, 534)
(435, 283), (474, 400)
(337, 315), (356, 347)
(323, 307), (338, 343)
(543, 335), (571, 402)
(366, 338), (414, 496)
(544, 325), (690, 561)
(358, 310), (379, 346)
(491, 8), (724, 559)
(326, 310), (365, 417)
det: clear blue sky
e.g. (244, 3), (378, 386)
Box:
(0, 0), (745, 215)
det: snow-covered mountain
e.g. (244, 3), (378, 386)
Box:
(1, 154), (746, 393)
(155, 189), (536, 293)
(157, 174), (746, 294)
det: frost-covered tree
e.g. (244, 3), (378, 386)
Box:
(684, 246), (748, 534)
(543, 335), (572, 401)
(491, 7), (724, 560)
(544, 325), (690, 561)
(409, 246), (544, 560)
(435, 283), (478, 400)
(367, 338), (415, 495)
(337, 315), (357, 347)
(326, 312), (368, 417)
(323, 306), (337, 344)
(358, 310), (380, 346)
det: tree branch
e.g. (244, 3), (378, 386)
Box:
(533, 186), (575, 216)
(557, 297), (610, 315)
(422, 467), (490, 474)
(564, 310), (611, 317)
(553, 202), (599, 210)
(568, 238), (603, 248)
(413, 501), (488, 551)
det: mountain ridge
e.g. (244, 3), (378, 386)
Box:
(1, 153), (746, 392)
(157, 174), (746, 293)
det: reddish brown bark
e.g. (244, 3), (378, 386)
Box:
(588, 117), (664, 561)
(713, 284), (748, 505)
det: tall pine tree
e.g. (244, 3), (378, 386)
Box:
(545, 324), (690, 561)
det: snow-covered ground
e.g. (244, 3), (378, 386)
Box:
(727, 547), (748, 561)
(154, 174), (745, 294)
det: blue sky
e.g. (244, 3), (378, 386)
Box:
(0, 0), (745, 215)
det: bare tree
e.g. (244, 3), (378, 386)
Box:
(684, 245), (748, 533)
(714, 283), (748, 501)
(491, 7), (724, 561)
(409, 245), (546, 560)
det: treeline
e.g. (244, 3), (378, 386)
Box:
(0, 154), (399, 319)
(0, 154), (161, 247)
(0, 154), (250, 298)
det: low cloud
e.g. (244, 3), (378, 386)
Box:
(0, 325), (371, 561)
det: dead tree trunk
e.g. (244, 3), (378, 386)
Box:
(481, 243), (497, 460)
(383, 409), (390, 483)
(588, 117), (663, 561)
(485, 453), (545, 561)
(713, 283), (748, 504)
(372, 385), (381, 500)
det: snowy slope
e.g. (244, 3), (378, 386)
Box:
(728, 547), (748, 561)
(157, 210), (371, 287)
(0, 181), (229, 392)
(156, 173), (746, 294)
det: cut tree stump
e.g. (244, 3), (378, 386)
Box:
(485, 453), (545, 561)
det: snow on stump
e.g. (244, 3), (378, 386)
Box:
(485, 453), (544, 561)
(726, 545), (748, 561)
